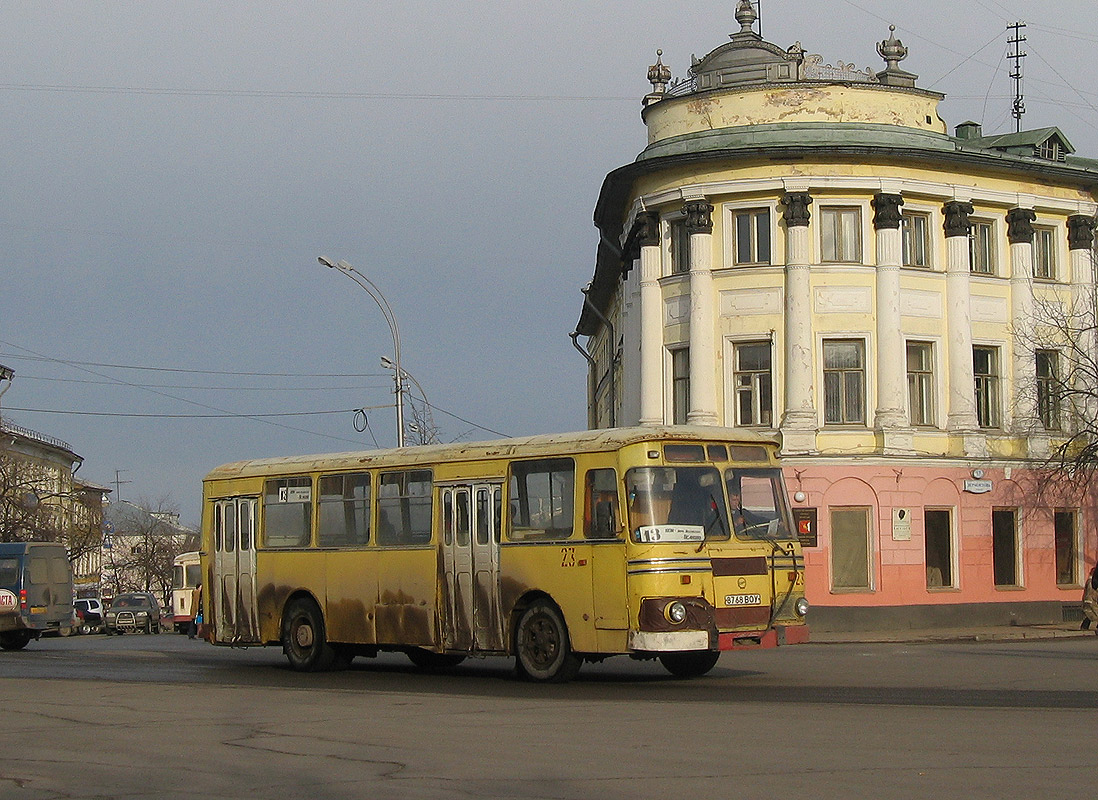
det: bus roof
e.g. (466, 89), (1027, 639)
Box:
(203, 426), (779, 483)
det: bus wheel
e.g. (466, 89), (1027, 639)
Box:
(0, 631), (33, 651)
(659, 650), (720, 678)
(406, 648), (466, 671)
(282, 598), (335, 672)
(515, 601), (581, 683)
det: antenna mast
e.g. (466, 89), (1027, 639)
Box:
(1007, 21), (1027, 133)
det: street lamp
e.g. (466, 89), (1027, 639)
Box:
(381, 357), (438, 444)
(318, 256), (406, 447)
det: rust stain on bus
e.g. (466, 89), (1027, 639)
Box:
(499, 576), (530, 621)
(375, 590), (430, 645)
(257, 583), (294, 628)
(327, 598), (372, 642)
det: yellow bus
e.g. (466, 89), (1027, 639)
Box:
(201, 426), (808, 682)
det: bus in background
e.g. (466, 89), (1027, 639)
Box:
(171, 551), (201, 634)
(0, 542), (74, 649)
(202, 426), (808, 682)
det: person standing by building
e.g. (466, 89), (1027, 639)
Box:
(188, 583), (202, 639)
(1081, 566), (1098, 633)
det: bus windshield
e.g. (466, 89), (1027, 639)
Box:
(625, 466), (729, 543)
(725, 468), (795, 541)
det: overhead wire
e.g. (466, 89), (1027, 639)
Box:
(0, 340), (510, 439)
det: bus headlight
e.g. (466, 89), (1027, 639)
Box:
(666, 601), (687, 624)
(795, 597), (809, 617)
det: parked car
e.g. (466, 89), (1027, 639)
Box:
(74, 598), (104, 635)
(104, 592), (162, 635)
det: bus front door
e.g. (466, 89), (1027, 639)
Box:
(441, 484), (504, 652)
(213, 497), (260, 644)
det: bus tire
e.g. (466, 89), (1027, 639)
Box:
(514, 600), (581, 683)
(659, 650), (720, 678)
(282, 598), (335, 672)
(406, 648), (466, 671)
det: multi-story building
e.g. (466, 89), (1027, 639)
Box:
(1, 367), (109, 594)
(574, 3), (1098, 630)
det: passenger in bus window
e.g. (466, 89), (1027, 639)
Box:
(727, 477), (765, 536)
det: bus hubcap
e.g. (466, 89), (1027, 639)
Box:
(295, 623), (314, 648)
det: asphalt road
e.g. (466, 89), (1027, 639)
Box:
(2, 632), (1095, 799)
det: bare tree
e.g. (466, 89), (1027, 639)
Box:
(0, 440), (65, 544)
(103, 498), (193, 599)
(1019, 280), (1098, 498)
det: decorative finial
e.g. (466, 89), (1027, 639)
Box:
(734, 0), (758, 36)
(877, 25), (908, 71)
(647, 49), (671, 95)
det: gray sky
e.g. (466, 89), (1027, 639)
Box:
(3, 0), (1097, 526)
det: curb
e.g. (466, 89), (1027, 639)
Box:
(809, 625), (1097, 644)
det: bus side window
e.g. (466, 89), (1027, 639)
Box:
(508, 458), (575, 541)
(584, 469), (620, 540)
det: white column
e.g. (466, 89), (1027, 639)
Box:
(1068, 214), (1097, 436)
(619, 259), (642, 427)
(1007, 208), (1038, 441)
(871, 193), (910, 453)
(637, 212), (664, 427)
(943, 201), (981, 451)
(685, 200), (718, 426)
(780, 192), (816, 453)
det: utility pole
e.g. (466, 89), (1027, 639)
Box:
(112, 470), (131, 502)
(1008, 21), (1027, 133)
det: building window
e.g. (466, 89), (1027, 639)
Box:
(821, 207), (862, 263)
(1033, 226), (1056, 280)
(973, 346), (1000, 429)
(671, 347), (690, 425)
(992, 509), (1020, 587)
(1054, 510), (1078, 586)
(732, 341), (772, 427)
(732, 208), (771, 265)
(906, 342), (935, 427)
(902, 212), (931, 268)
(830, 507), (871, 591)
(1036, 138), (1064, 161)
(823, 339), (865, 425)
(925, 509), (954, 589)
(970, 220), (996, 275)
(670, 218), (690, 275)
(1036, 349), (1061, 431)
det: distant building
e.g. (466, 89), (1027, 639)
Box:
(102, 499), (198, 604)
(1, 366), (110, 594)
(575, 3), (1098, 630)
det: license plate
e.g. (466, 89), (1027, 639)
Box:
(724, 593), (762, 606)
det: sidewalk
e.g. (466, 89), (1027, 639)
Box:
(809, 622), (1097, 644)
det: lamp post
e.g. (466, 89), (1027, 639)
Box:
(318, 257), (406, 448)
(381, 357), (438, 444)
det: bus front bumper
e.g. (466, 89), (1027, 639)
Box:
(630, 624), (810, 652)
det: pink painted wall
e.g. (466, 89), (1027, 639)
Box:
(785, 463), (1097, 610)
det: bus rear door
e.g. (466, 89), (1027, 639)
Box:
(213, 497), (260, 643)
(441, 483), (504, 652)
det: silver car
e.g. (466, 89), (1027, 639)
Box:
(104, 593), (162, 635)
